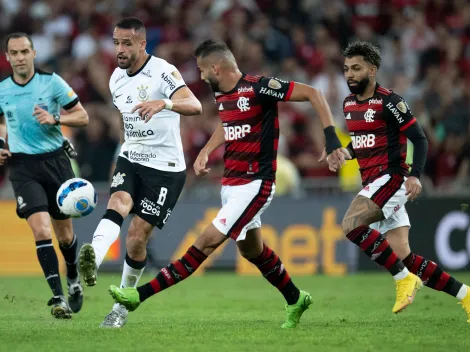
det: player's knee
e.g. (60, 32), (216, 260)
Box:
(193, 225), (226, 256)
(342, 217), (355, 235)
(108, 192), (132, 217)
(238, 246), (261, 260)
(31, 222), (52, 241)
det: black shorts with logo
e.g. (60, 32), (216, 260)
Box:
(9, 148), (75, 220)
(110, 156), (186, 229)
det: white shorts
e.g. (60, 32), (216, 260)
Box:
(212, 179), (275, 241)
(358, 174), (410, 234)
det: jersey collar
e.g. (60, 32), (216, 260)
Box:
(11, 69), (37, 87)
(218, 73), (246, 95)
(353, 82), (380, 103)
(127, 55), (152, 77)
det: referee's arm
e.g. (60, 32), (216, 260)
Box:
(58, 101), (89, 127)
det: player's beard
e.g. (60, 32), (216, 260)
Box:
(347, 77), (369, 95)
(117, 53), (137, 69)
(206, 76), (220, 92)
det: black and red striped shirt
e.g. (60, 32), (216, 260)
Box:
(215, 74), (294, 186)
(343, 84), (417, 186)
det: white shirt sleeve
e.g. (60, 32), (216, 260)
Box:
(158, 62), (186, 99)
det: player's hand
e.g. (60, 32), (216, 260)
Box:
(194, 151), (211, 176)
(33, 106), (55, 125)
(0, 149), (12, 165)
(132, 100), (166, 123)
(405, 176), (422, 201)
(318, 148), (349, 172)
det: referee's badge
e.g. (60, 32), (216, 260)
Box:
(137, 85), (149, 101)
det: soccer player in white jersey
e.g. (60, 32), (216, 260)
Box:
(78, 17), (202, 328)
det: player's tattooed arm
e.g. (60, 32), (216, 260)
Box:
(342, 195), (384, 233)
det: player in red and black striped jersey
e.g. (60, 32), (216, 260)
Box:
(108, 40), (346, 328)
(323, 41), (470, 320)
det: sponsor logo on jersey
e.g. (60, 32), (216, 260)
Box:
(161, 73), (176, 91)
(171, 71), (182, 80)
(386, 102), (404, 123)
(345, 113), (351, 119)
(125, 129), (155, 138)
(345, 100), (356, 107)
(137, 85), (150, 101)
(129, 151), (157, 162)
(364, 108), (376, 122)
(142, 69), (152, 78)
(369, 98), (382, 105)
(268, 79), (282, 90)
(238, 86), (254, 94)
(224, 124), (251, 141)
(67, 90), (75, 98)
(259, 87), (284, 99)
(237, 97), (250, 112)
(115, 74), (125, 84)
(351, 134), (375, 149)
(140, 197), (161, 216)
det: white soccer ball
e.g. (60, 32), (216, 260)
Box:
(56, 178), (97, 218)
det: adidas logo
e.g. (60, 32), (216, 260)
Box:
(220, 218), (226, 226)
(345, 113), (351, 119)
(219, 103), (224, 111)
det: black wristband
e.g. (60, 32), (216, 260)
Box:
(0, 138), (5, 149)
(324, 126), (342, 154)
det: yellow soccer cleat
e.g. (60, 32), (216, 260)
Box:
(392, 273), (423, 313)
(458, 286), (470, 323)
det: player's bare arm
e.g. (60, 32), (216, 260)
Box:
(0, 114), (11, 165)
(342, 195), (385, 233)
(132, 86), (202, 123)
(194, 121), (225, 176)
(33, 101), (89, 127)
(288, 82), (345, 167)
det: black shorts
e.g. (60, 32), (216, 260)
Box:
(110, 156), (186, 229)
(9, 148), (75, 220)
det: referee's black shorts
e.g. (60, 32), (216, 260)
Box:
(9, 148), (75, 220)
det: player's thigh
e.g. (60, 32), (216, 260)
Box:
(9, 162), (49, 220)
(213, 179), (275, 242)
(109, 156), (137, 213)
(41, 151), (77, 220)
(237, 227), (264, 259)
(135, 166), (186, 229)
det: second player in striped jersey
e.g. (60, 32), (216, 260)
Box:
(108, 39), (345, 328)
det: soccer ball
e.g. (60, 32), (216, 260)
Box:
(56, 178), (97, 218)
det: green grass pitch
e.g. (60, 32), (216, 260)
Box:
(0, 273), (469, 352)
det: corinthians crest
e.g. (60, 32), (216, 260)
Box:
(137, 85), (150, 101)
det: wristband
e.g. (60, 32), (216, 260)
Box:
(324, 126), (342, 154)
(163, 99), (173, 111)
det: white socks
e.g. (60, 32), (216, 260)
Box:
(393, 267), (410, 281)
(92, 218), (121, 269)
(457, 285), (468, 301)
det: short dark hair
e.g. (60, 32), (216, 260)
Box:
(343, 41), (381, 69)
(5, 32), (34, 51)
(115, 17), (146, 34)
(194, 39), (231, 58)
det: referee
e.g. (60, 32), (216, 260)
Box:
(0, 33), (88, 319)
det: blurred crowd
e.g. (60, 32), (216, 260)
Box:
(0, 0), (469, 196)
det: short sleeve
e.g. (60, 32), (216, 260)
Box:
(254, 77), (294, 103)
(53, 73), (79, 110)
(159, 63), (186, 99)
(383, 93), (416, 131)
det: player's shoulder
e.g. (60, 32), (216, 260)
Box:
(149, 56), (176, 73)
(0, 75), (12, 88)
(243, 74), (262, 84)
(36, 68), (53, 76)
(109, 67), (126, 86)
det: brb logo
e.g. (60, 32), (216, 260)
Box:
(224, 124), (251, 141)
(351, 134), (375, 149)
(435, 211), (470, 270)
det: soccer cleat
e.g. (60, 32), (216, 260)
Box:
(78, 244), (97, 286)
(47, 296), (72, 319)
(392, 272), (423, 313)
(100, 305), (128, 328)
(67, 279), (84, 313)
(281, 290), (312, 328)
(458, 286), (470, 323)
(109, 285), (141, 312)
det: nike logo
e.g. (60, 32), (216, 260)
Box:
(115, 94), (123, 99)
(141, 209), (155, 215)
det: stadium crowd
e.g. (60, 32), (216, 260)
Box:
(0, 0), (469, 195)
